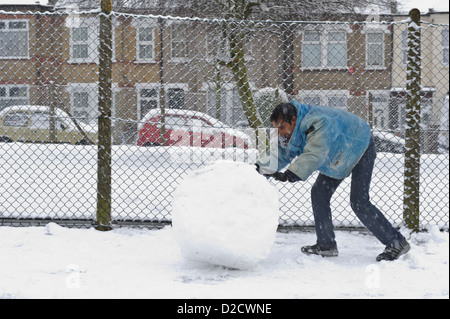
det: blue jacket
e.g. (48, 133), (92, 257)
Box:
(260, 100), (372, 181)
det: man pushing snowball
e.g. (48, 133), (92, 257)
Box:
(256, 100), (410, 262)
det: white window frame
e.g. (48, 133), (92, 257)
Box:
(136, 84), (160, 120)
(169, 22), (189, 63)
(67, 83), (98, 124)
(0, 85), (29, 111)
(390, 87), (435, 133)
(67, 83), (119, 124)
(68, 17), (99, 64)
(362, 24), (389, 70)
(365, 31), (386, 69)
(136, 83), (188, 120)
(301, 26), (350, 70)
(295, 90), (349, 111)
(0, 19), (29, 59)
(367, 90), (390, 129)
(134, 19), (157, 63)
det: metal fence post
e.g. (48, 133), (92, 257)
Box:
(403, 8), (421, 233)
(96, 0), (113, 231)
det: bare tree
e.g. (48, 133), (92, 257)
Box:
(56, 0), (400, 19)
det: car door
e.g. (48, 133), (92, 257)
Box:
(0, 111), (30, 142)
(166, 115), (189, 146)
(29, 112), (51, 143)
(56, 118), (78, 144)
(198, 118), (218, 148)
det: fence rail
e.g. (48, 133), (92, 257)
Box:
(0, 8), (448, 230)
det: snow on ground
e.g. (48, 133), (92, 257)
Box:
(0, 223), (448, 299)
(1, 143), (448, 229)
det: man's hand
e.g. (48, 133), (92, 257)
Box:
(268, 170), (301, 183)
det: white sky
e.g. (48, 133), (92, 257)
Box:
(399, 0), (449, 13)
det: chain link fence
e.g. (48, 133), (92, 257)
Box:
(0, 8), (448, 230)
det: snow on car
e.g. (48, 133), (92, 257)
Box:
(137, 109), (253, 149)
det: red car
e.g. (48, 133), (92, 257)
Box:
(137, 109), (252, 149)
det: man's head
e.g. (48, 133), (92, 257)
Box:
(270, 103), (297, 142)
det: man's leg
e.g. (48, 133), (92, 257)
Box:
(310, 173), (343, 249)
(350, 138), (404, 246)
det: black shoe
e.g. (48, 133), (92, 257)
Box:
(301, 244), (339, 257)
(376, 238), (410, 262)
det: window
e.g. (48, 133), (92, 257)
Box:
(366, 32), (384, 68)
(297, 90), (348, 110)
(73, 91), (90, 121)
(138, 87), (159, 120)
(0, 85), (28, 111)
(0, 20), (28, 58)
(302, 30), (347, 69)
(206, 87), (246, 126)
(3, 112), (28, 127)
(328, 95), (348, 111)
(327, 32), (347, 67)
(302, 31), (321, 67)
(137, 26), (155, 61)
(389, 89), (434, 133)
(167, 88), (185, 109)
(302, 96), (321, 106)
(67, 83), (98, 123)
(69, 18), (99, 63)
(442, 28), (449, 65)
(30, 112), (50, 130)
(72, 27), (89, 59)
(170, 23), (188, 62)
(369, 92), (390, 129)
(138, 85), (187, 120)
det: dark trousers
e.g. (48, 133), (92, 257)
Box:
(311, 138), (403, 249)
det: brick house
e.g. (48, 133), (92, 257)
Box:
(1, 1), (447, 148)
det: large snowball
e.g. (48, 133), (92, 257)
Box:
(172, 160), (279, 270)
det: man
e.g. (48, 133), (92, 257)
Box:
(256, 100), (410, 262)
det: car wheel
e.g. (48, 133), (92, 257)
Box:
(75, 140), (91, 145)
(0, 136), (13, 143)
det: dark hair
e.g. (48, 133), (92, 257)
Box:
(270, 103), (297, 123)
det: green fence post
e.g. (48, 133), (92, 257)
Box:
(96, 0), (113, 231)
(403, 8), (421, 233)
